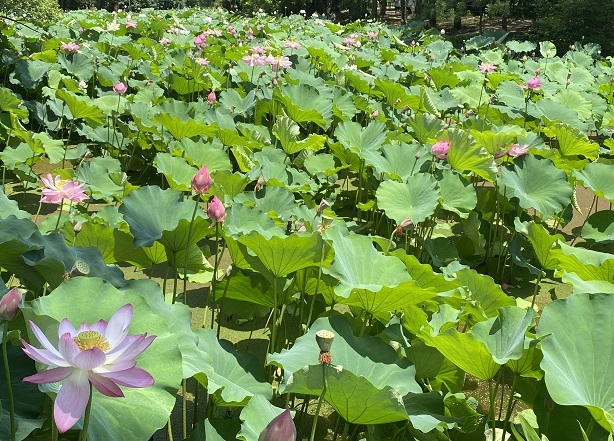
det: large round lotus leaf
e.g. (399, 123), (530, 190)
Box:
(363, 143), (428, 182)
(268, 315), (421, 396)
(445, 129), (498, 182)
(537, 294), (614, 432)
(335, 120), (387, 155)
(22, 277), (186, 441)
(193, 329), (272, 407)
(324, 228), (410, 298)
(376, 174), (440, 225)
(499, 156), (572, 219)
(237, 395), (291, 441)
(285, 364), (409, 424)
(472, 306), (536, 365)
(581, 210), (614, 244)
(575, 162), (614, 202)
(436, 170), (477, 218)
(118, 186), (209, 249)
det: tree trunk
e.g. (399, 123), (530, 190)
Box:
(454, 14), (461, 29)
(372, 0), (378, 19)
(502, 15), (508, 30)
(401, 0), (407, 22)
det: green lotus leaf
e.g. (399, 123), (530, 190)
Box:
(428, 67), (460, 90)
(118, 186), (208, 248)
(537, 294), (614, 433)
(153, 152), (196, 191)
(211, 170), (250, 199)
(0, 192), (30, 219)
(275, 83), (333, 130)
(575, 162), (614, 202)
(374, 77), (417, 109)
(193, 329), (271, 407)
(542, 123), (599, 159)
(552, 90), (593, 122)
(407, 113), (446, 144)
(77, 157), (126, 203)
(561, 272), (614, 294)
(55, 89), (105, 126)
(581, 210), (614, 243)
(516, 221), (564, 270)
(189, 418), (240, 441)
(499, 156), (572, 219)
(238, 231), (325, 279)
(285, 364), (408, 425)
(363, 143), (428, 182)
(269, 314), (420, 396)
(421, 328), (500, 380)
(533, 99), (587, 132)
(392, 250), (462, 293)
(14, 59), (50, 89)
(335, 120), (387, 155)
(506, 40), (536, 53)
(376, 174), (440, 224)
(303, 153), (344, 178)
(445, 129), (498, 182)
(496, 81), (526, 109)
(272, 115), (326, 155)
(450, 83), (483, 108)
(237, 395), (291, 441)
(219, 89), (256, 117)
(176, 138), (233, 172)
(152, 113), (217, 140)
(454, 268), (515, 317)
(221, 269), (289, 307)
(57, 52), (94, 81)
(472, 306), (536, 364)
(506, 344), (543, 379)
(0, 87), (28, 118)
(324, 228), (410, 298)
(437, 169), (477, 218)
(23, 277), (185, 441)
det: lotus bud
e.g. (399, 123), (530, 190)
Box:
(207, 90), (216, 104)
(74, 221), (83, 232)
(316, 199), (330, 217)
(191, 165), (213, 194)
(113, 82), (128, 94)
(395, 218), (414, 235)
(0, 288), (22, 321)
(207, 196), (226, 225)
(431, 140), (451, 160)
(258, 408), (296, 441)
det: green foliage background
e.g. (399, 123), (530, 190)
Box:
(0, 0), (61, 24)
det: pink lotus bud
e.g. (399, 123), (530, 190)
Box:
(207, 90), (216, 104)
(507, 143), (529, 157)
(191, 165), (213, 194)
(74, 221), (83, 232)
(316, 199), (330, 217)
(207, 196), (226, 225)
(0, 288), (21, 321)
(526, 76), (541, 90)
(113, 82), (127, 94)
(431, 140), (451, 160)
(258, 408), (296, 441)
(370, 109), (379, 119)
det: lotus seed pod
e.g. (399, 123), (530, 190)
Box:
(315, 330), (335, 352)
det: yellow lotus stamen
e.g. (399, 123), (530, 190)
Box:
(73, 331), (110, 352)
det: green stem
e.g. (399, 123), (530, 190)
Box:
(500, 375), (518, 437)
(530, 271), (543, 309)
(182, 378), (187, 439)
(305, 242), (327, 332)
(166, 419), (173, 441)
(341, 420), (350, 441)
(216, 275), (231, 339)
(51, 413), (58, 441)
(309, 363), (328, 441)
(209, 223), (221, 329)
(2, 323), (16, 441)
(270, 280), (278, 354)
(488, 379), (496, 441)
(54, 208), (63, 232)
(182, 198), (200, 305)
(77, 383), (93, 441)
(585, 418), (595, 438)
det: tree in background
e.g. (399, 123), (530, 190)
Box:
(532, 0), (614, 56)
(0, 0), (61, 24)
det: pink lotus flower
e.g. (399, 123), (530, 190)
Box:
(526, 76), (541, 90)
(227, 26), (237, 36)
(195, 57), (209, 66)
(0, 288), (21, 321)
(191, 165), (212, 194)
(207, 196), (226, 225)
(507, 143), (529, 157)
(431, 140), (451, 159)
(250, 45), (265, 54)
(159, 37), (171, 46)
(243, 54), (265, 67)
(125, 19), (137, 29)
(21, 305), (155, 433)
(113, 82), (127, 94)
(284, 40), (301, 50)
(478, 62), (496, 74)
(207, 90), (216, 105)
(194, 33), (207, 49)
(366, 31), (378, 40)
(40, 174), (89, 205)
(258, 408), (296, 441)
(61, 42), (80, 53)
(265, 54), (292, 71)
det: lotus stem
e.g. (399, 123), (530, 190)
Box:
(77, 383), (93, 441)
(488, 379), (496, 441)
(216, 275), (231, 338)
(209, 223), (221, 329)
(51, 414), (58, 441)
(500, 375), (518, 437)
(2, 323), (16, 441)
(166, 419), (173, 441)
(530, 271), (543, 309)
(306, 241), (327, 332)
(182, 198), (200, 305)
(182, 378), (187, 439)
(270, 279), (279, 354)
(341, 420), (350, 441)
(309, 363), (328, 441)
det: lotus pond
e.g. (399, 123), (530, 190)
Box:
(1, 7), (614, 441)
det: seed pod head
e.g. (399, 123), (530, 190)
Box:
(315, 330), (335, 352)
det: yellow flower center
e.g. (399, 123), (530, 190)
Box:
(73, 331), (110, 352)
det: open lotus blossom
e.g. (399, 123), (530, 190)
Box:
(60, 42), (80, 53)
(366, 31), (378, 40)
(478, 62), (496, 73)
(526, 76), (541, 90)
(431, 140), (451, 159)
(113, 82), (127, 94)
(21, 305), (155, 433)
(195, 57), (209, 66)
(243, 54), (266, 67)
(40, 174), (89, 205)
(159, 37), (171, 46)
(125, 19), (137, 29)
(507, 143), (529, 157)
(284, 40), (301, 49)
(265, 54), (292, 71)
